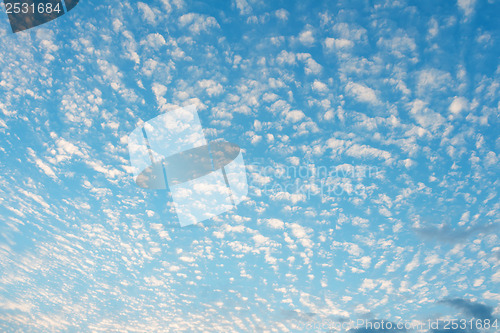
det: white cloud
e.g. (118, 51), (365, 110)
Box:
(288, 223), (313, 248)
(304, 57), (322, 75)
(138, 3), (156, 24)
(417, 69), (452, 96)
(377, 35), (417, 60)
(345, 243), (363, 256)
(449, 96), (468, 115)
(284, 110), (305, 123)
(287, 156), (300, 165)
(141, 33), (166, 48)
(482, 291), (500, 302)
(35, 159), (58, 180)
(405, 253), (420, 272)
(19, 189), (50, 209)
(491, 270), (500, 283)
(179, 256), (196, 263)
(270, 191), (306, 204)
(345, 144), (391, 161)
(473, 278), (484, 287)
(86, 160), (124, 179)
(360, 278), (377, 291)
(312, 80), (328, 93)
(253, 234), (271, 246)
(484, 151), (498, 167)
(198, 79), (223, 96)
(409, 99), (446, 133)
(275, 9), (289, 21)
(324, 37), (354, 50)
(152, 83), (168, 106)
(333, 22), (367, 42)
(234, 0), (252, 15)
(345, 82), (379, 105)
(298, 29), (315, 46)
(27, 148), (58, 181)
(262, 218), (284, 229)
(458, 0), (476, 17)
(359, 256), (372, 269)
(179, 13), (220, 34)
(51, 137), (86, 163)
(160, 0), (184, 12)
(276, 50), (296, 65)
(424, 254), (441, 266)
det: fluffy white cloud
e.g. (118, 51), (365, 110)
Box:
(198, 79), (224, 96)
(312, 80), (328, 93)
(324, 37), (354, 50)
(345, 82), (379, 104)
(178, 13), (219, 34)
(234, 0), (252, 15)
(299, 29), (315, 46)
(458, 0), (476, 16)
(449, 96), (468, 115)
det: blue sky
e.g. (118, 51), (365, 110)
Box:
(0, 0), (499, 331)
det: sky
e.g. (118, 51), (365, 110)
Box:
(0, 0), (499, 332)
